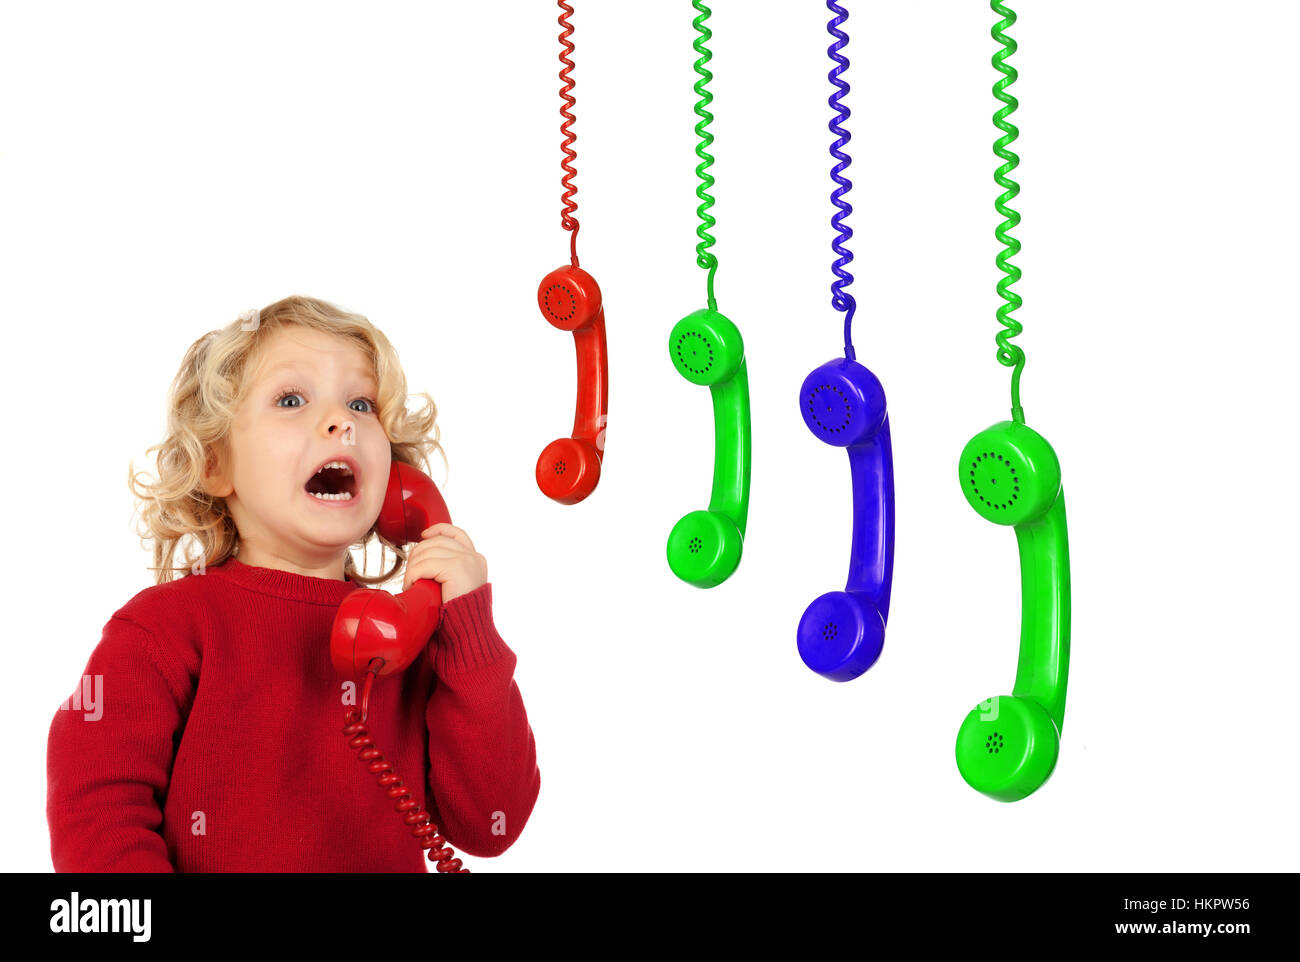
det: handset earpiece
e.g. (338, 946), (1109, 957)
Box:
(666, 308), (750, 587)
(954, 420), (1071, 801)
(535, 265), (609, 504)
(796, 359), (895, 681)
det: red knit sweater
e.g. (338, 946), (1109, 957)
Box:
(46, 557), (540, 872)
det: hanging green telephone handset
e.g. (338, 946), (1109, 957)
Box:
(667, 1), (752, 589)
(954, 1), (1072, 802)
(955, 421), (1070, 801)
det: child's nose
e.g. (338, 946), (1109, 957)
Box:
(326, 416), (357, 445)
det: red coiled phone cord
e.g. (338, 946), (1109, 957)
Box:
(341, 665), (469, 873)
(557, 0), (580, 267)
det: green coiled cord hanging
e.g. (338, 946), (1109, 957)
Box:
(992, 0), (1026, 424)
(692, 0), (719, 312)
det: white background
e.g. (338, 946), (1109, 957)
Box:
(3, 0), (1297, 872)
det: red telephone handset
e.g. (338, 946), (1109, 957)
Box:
(330, 459), (452, 679)
(334, 459), (469, 873)
(535, 265), (608, 504)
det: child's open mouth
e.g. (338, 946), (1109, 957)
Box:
(304, 458), (360, 503)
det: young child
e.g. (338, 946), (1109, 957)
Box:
(46, 295), (540, 872)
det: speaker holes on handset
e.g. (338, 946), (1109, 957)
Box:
(553, 459), (566, 476)
(688, 536), (703, 554)
(806, 384), (852, 435)
(543, 284), (577, 323)
(822, 621), (838, 642)
(675, 332), (715, 376)
(970, 452), (1022, 511)
(986, 732), (1004, 754)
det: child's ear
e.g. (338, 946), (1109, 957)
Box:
(201, 443), (234, 498)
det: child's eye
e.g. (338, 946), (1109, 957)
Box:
(349, 398), (377, 414)
(274, 390), (306, 408)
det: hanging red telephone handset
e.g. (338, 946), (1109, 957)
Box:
(333, 459), (470, 873)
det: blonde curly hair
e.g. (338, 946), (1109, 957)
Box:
(128, 295), (446, 586)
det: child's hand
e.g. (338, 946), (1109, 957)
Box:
(402, 523), (488, 605)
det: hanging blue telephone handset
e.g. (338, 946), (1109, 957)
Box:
(796, 2), (896, 682)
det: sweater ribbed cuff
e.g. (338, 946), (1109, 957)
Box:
(432, 583), (511, 676)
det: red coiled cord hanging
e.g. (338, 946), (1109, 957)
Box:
(341, 665), (469, 873)
(558, 0), (580, 267)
